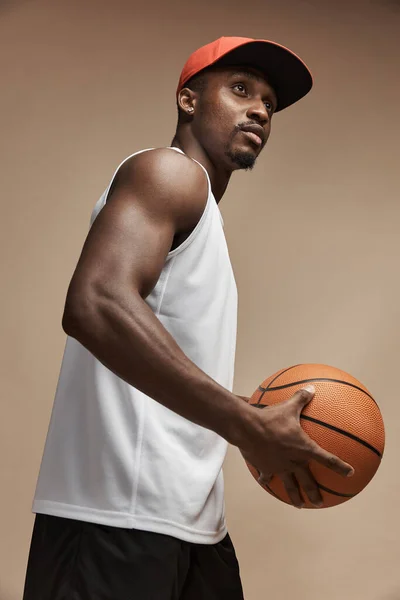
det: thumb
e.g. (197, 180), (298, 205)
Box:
(290, 384), (315, 413)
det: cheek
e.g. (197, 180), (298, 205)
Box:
(201, 92), (237, 133)
(198, 105), (228, 139)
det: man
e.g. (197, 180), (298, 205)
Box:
(23, 36), (354, 599)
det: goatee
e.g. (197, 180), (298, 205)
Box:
(225, 148), (256, 170)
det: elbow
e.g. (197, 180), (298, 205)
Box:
(62, 302), (85, 338)
(62, 286), (94, 339)
(62, 305), (78, 337)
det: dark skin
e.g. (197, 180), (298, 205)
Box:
(171, 65), (277, 202)
(63, 64), (354, 510)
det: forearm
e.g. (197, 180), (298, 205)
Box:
(63, 288), (255, 447)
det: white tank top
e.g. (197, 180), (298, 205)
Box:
(33, 147), (238, 544)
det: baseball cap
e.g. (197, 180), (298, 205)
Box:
(176, 36), (313, 112)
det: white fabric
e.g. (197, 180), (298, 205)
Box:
(33, 147), (238, 544)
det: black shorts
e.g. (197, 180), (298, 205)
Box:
(23, 514), (244, 600)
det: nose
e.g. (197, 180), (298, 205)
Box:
(247, 99), (269, 125)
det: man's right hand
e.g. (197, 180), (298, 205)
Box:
(239, 385), (354, 508)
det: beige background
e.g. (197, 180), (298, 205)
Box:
(1, 0), (399, 598)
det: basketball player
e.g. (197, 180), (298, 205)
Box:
(23, 37), (354, 599)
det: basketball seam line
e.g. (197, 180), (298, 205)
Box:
(249, 403), (382, 458)
(316, 483), (354, 498)
(258, 377), (376, 405)
(255, 364), (301, 406)
(300, 414), (382, 457)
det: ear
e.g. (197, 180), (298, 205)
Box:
(177, 88), (197, 116)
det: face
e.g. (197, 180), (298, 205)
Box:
(186, 65), (278, 171)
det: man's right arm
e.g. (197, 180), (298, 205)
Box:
(62, 148), (255, 446)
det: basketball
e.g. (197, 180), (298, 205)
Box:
(245, 364), (385, 508)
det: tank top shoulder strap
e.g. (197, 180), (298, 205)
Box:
(168, 147), (224, 226)
(167, 146), (211, 196)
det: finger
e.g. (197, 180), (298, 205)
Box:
(309, 443), (355, 478)
(258, 473), (273, 487)
(295, 466), (323, 507)
(280, 472), (304, 508)
(288, 385), (315, 415)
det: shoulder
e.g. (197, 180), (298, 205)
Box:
(110, 148), (208, 230)
(115, 148), (207, 203)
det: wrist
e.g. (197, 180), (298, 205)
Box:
(223, 396), (262, 450)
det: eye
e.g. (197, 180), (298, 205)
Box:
(264, 101), (274, 114)
(233, 83), (247, 94)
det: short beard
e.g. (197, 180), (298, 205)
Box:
(225, 148), (256, 170)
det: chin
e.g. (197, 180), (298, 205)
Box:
(225, 148), (257, 171)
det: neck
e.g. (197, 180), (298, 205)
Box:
(170, 128), (232, 203)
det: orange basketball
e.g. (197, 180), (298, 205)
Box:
(245, 364), (385, 508)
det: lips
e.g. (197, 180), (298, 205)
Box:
(241, 130), (263, 146)
(239, 125), (265, 146)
